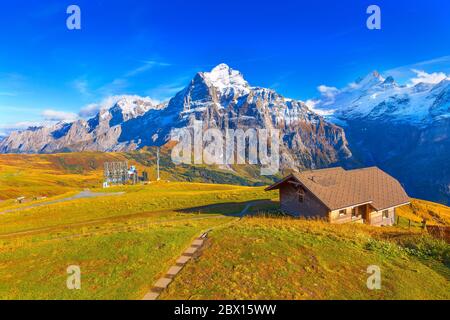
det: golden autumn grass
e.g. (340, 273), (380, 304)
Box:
(0, 180), (273, 299)
(160, 217), (450, 300)
(0, 152), (449, 300)
(0, 182), (273, 236)
(0, 150), (274, 201)
(0, 217), (236, 300)
(0, 152), (122, 200)
(397, 199), (450, 226)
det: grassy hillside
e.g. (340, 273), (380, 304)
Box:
(0, 182), (272, 299)
(160, 217), (450, 300)
(0, 152), (114, 200)
(0, 150), (278, 201)
(0, 216), (234, 300)
(0, 181), (448, 300)
(397, 198), (450, 226)
(0, 182), (273, 236)
(0, 152), (448, 300)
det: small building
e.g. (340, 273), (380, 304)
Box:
(16, 196), (26, 204)
(266, 167), (410, 226)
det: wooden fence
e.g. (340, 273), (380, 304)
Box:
(426, 225), (450, 243)
(395, 216), (449, 242)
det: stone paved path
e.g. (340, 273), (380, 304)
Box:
(141, 201), (259, 300)
(142, 232), (208, 300)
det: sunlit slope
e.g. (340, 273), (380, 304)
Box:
(397, 199), (450, 226)
(0, 180), (447, 300)
(0, 182), (274, 299)
(0, 182), (274, 235)
(0, 216), (235, 300)
(0, 152), (123, 200)
(0, 149), (277, 200)
(161, 217), (450, 300)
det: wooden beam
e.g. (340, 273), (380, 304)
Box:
(288, 180), (302, 187)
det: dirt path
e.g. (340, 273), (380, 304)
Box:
(0, 190), (124, 215)
(142, 202), (257, 300)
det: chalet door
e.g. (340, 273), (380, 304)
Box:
(361, 205), (370, 224)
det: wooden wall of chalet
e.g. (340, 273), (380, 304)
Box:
(279, 182), (328, 219)
(370, 207), (395, 226)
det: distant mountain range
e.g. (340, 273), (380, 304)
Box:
(0, 64), (351, 171)
(312, 70), (450, 205)
(1, 64), (449, 204)
(312, 70), (449, 125)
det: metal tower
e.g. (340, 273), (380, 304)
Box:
(156, 147), (161, 181)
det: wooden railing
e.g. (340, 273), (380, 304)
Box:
(426, 225), (450, 243)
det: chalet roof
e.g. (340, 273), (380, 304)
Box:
(266, 167), (410, 211)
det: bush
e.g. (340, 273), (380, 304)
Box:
(397, 235), (450, 264)
(364, 239), (405, 258)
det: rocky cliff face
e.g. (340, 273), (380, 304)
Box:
(0, 96), (160, 153)
(0, 64), (352, 172)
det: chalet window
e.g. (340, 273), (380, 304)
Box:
(382, 210), (389, 218)
(352, 208), (357, 217)
(339, 209), (346, 216)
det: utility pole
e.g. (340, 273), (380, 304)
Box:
(156, 147), (161, 181)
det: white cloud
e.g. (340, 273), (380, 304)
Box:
(409, 69), (449, 86)
(72, 79), (91, 96)
(0, 121), (43, 136)
(305, 99), (318, 109)
(1, 109), (78, 136)
(125, 60), (171, 77)
(318, 85), (340, 99)
(384, 56), (450, 84)
(78, 103), (101, 118)
(305, 99), (335, 116)
(78, 96), (124, 118)
(41, 109), (78, 122)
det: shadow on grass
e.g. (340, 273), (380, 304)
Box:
(176, 199), (281, 217)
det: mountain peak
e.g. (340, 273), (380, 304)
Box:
(362, 70), (384, 81)
(210, 63), (232, 73)
(202, 63), (250, 95)
(383, 76), (395, 84)
(352, 70), (385, 90)
(106, 95), (157, 122)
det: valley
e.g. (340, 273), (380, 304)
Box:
(1, 65), (448, 206)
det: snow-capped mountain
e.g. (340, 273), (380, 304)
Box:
(311, 71), (450, 204)
(203, 63), (251, 98)
(0, 64), (352, 171)
(312, 71), (450, 125)
(1, 65), (448, 203)
(0, 96), (163, 153)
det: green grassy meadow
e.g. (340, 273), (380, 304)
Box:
(0, 179), (271, 299)
(0, 217), (234, 300)
(0, 152), (449, 300)
(161, 218), (450, 300)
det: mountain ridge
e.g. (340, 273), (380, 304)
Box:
(311, 71), (450, 205)
(0, 64), (352, 172)
(2, 65), (449, 204)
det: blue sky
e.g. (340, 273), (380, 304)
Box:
(0, 0), (449, 134)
